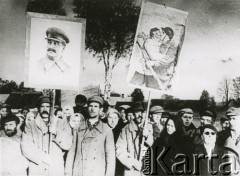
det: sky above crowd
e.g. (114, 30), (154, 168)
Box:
(1, 0), (240, 101)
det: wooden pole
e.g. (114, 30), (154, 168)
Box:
(49, 89), (56, 154)
(139, 90), (151, 162)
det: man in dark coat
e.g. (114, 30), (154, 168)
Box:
(216, 117), (231, 147)
(194, 124), (224, 176)
(178, 108), (196, 136)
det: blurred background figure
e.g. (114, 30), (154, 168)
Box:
(99, 100), (110, 122)
(106, 108), (120, 130)
(125, 107), (134, 122)
(62, 105), (74, 121)
(54, 107), (63, 119)
(216, 117), (231, 147)
(73, 94), (88, 118)
(21, 107), (30, 119)
(0, 104), (12, 118)
(26, 111), (35, 123)
(69, 113), (84, 130)
(118, 105), (130, 125)
(195, 124), (224, 176)
(149, 105), (165, 140)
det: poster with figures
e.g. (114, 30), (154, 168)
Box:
(127, 0), (188, 94)
(24, 12), (86, 90)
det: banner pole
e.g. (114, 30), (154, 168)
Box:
(139, 90), (151, 162)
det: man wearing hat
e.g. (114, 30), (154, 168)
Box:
(0, 113), (29, 176)
(38, 27), (71, 75)
(216, 117), (231, 147)
(224, 107), (240, 174)
(116, 101), (153, 176)
(21, 96), (73, 176)
(191, 109), (217, 145)
(149, 105), (164, 139)
(65, 95), (115, 176)
(179, 108), (196, 136)
(194, 124), (224, 176)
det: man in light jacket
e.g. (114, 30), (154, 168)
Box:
(65, 96), (115, 176)
(116, 101), (153, 176)
(21, 96), (73, 176)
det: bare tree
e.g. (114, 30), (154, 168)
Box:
(217, 76), (233, 108)
(232, 77), (240, 100)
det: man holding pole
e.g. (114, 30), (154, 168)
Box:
(21, 96), (73, 176)
(116, 101), (153, 176)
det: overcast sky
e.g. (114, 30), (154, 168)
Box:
(1, 0), (240, 101)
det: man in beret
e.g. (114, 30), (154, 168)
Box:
(65, 95), (115, 176)
(224, 107), (240, 174)
(149, 105), (164, 139)
(21, 96), (73, 176)
(0, 114), (29, 176)
(178, 108), (196, 136)
(116, 101), (153, 176)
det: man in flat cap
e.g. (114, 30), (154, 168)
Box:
(149, 105), (164, 139)
(116, 101), (153, 176)
(223, 107), (240, 175)
(0, 114), (29, 176)
(21, 96), (73, 176)
(65, 95), (115, 176)
(178, 108), (196, 136)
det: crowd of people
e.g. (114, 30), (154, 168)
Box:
(0, 94), (240, 176)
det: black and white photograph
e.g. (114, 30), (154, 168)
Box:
(25, 12), (85, 90)
(1, 0), (240, 176)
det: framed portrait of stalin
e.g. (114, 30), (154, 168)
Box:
(127, 0), (188, 94)
(24, 12), (86, 90)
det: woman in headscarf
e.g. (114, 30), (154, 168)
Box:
(151, 114), (194, 176)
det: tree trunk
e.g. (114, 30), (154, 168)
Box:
(104, 67), (112, 102)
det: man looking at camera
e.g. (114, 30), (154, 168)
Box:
(21, 96), (72, 176)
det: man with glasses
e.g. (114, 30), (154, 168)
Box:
(194, 124), (224, 176)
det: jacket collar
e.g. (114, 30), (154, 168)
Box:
(35, 114), (49, 134)
(78, 119), (104, 134)
(41, 56), (66, 73)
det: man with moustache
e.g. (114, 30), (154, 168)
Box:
(21, 96), (73, 176)
(0, 114), (29, 176)
(65, 96), (115, 176)
(116, 101), (153, 176)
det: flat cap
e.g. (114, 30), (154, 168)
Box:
(220, 117), (229, 123)
(179, 108), (193, 115)
(119, 105), (131, 110)
(125, 107), (134, 114)
(0, 103), (11, 110)
(200, 124), (218, 134)
(132, 101), (145, 112)
(199, 109), (216, 121)
(1, 113), (20, 125)
(46, 27), (69, 45)
(36, 96), (51, 107)
(225, 107), (240, 118)
(150, 106), (164, 114)
(88, 96), (104, 106)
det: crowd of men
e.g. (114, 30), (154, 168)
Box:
(0, 94), (239, 176)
